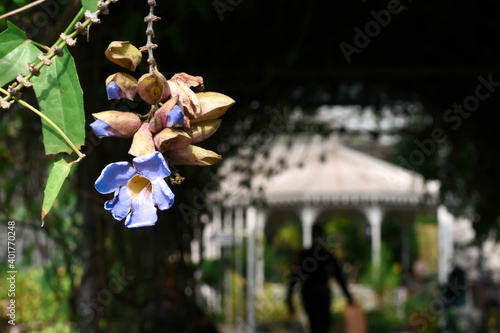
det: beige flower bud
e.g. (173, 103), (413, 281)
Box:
(92, 111), (141, 138)
(185, 119), (221, 144)
(106, 73), (138, 100)
(138, 67), (170, 105)
(128, 123), (155, 156)
(167, 80), (199, 117)
(167, 145), (222, 166)
(191, 92), (235, 123)
(105, 41), (142, 71)
(154, 96), (179, 127)
(154, 128), (192, 152)
(149, 116), (163, 134)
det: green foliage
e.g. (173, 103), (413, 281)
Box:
(0, 22), (40, 88)
(265, 221), (301, 282)
(360, 243), (402, 309)
(404, 283), (440, 333)
(255, 283), (289, 325)
(81, 0), (99, 12)
(42, 159), (72, 223)
(273, 222), (301, 250)
(31, 50), (85, 155)
(366, 309), (403, 333)
(201, 259), (223, 288)
(414, 212), (438, 225)
(323, 215), (371, 277)
(0, 20), (86, 222)
(0, 264), (77, 331)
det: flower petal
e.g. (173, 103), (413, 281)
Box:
(133, 151), (171, 181)
(106, 81), (121, 99)
(152, 179), (175, 210)
(90, 119), (114, 138)
(95, 161), (136, 194)
(125, 189), (158, 228)
(166, 105), (184, 127)
(104, 186), (132, 220)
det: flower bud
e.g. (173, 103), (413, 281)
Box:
(191, 92), (235, 123)
(106, 81), (121, 99)
(105, 41), (142, 71)
(128, 123), (155, 156)
(105, 73), (138, 101)
(167, 145), (222, 166)
(149, 116), (163, 134)
(154, 128), (192, 152)
(167, 80), (200, 118)
(138, 67), (170, 105)
(185, 119), (221, 144)
(154, 96), (179, 127)
(91, 111), (141, 138)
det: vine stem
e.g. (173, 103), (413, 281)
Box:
(4, 7), (90, 99)
(0, 87), (85, 161)
(144, 1), (158, 73)
(0, 0), (47, 20)
(63, 7), (85, 36)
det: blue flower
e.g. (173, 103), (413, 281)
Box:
(90, 119), (114, 137)
(95, 152), (175, 228)
(166, 105), (184, 127)
(106, 81), (121, 99)
(89, 111), (142, 138)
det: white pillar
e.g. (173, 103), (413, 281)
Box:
(246, 206), (257, 333)
(223, 208), (233, 326)
(234, 207), (244, 333)
(364, 205), (383, 268)
(202, 223), (213, 259)
(255, 208), (266, 295)
(437, 205), (454, 284)
(301, 206), (319, 248)
(191, 238), (200, 263)
(213, 205), (222, 258)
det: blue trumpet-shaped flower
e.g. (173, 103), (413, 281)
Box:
(95, 152), (175, 228)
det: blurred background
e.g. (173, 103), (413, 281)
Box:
(1, 0), (500, 332)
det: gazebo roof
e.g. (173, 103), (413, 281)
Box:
(214, 135), (439, 208)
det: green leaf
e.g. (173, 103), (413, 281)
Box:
(42, 159), (72, 225)
(32, 50), (86, 155)
(81, 0), (98, 11)
(0, 21), (40, 88)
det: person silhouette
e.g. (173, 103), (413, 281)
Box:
(286, 224), (353, 333)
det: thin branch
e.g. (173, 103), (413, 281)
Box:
(143, 0), (160, 73)
(0, 0), (47, 21)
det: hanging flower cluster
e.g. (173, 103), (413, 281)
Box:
(92, 41), (234, 227)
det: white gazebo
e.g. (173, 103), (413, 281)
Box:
(198, 134), (453, 332)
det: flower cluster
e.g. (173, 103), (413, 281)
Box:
(92, 41), (234, 227)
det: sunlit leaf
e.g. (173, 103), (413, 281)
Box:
(42, 159), (72, 225)
(81, 0), (99, 12)
(0, 21), (39, 87)
(32, 50), (85, 155)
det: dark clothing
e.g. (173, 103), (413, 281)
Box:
(302, 286), (331, 333)
(288, 241), (352, 333)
